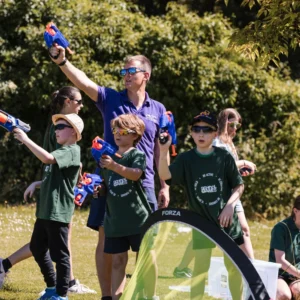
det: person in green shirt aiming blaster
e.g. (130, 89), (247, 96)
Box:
(13, 113), (83, 300)
(94, 113), (152, 300)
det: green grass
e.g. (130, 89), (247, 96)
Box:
(0, 206), (280, 300)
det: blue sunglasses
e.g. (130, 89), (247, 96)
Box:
(119, 67), (146, 76)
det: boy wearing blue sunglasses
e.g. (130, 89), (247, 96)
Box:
(158, 110), (245, 300)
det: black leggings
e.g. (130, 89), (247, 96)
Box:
(30, 219), (70, 297)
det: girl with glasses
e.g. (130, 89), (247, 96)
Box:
(214, 108), (256, 259)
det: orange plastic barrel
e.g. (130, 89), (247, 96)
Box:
(0, 112), (8, 124)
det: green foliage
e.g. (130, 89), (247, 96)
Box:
(0, 0), (300, 217)
(228, 0), (300, 65)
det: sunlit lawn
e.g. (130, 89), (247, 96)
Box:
(0, 205), (281, 300)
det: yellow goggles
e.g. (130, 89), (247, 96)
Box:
(112, 127), (136, 135)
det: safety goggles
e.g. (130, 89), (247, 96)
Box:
(119, 67), (146, 76)
(112, 127), (136, 135)
(71, 99), (83, 105)
(191, 126), (216, 133)
(228, 121), (242, 129)
(54, 124), (73, 131)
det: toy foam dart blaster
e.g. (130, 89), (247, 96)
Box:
(44, 22), (74, 57)
(91, 136), (122, 171)
(0, 109), (31, 133)
(74, 172), (103, 206)
(159, 111), (177, 156)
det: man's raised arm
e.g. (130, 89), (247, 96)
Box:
(49, 45), (98, 102)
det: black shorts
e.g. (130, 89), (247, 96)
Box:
(86, 195), (106, 231)
(104, 234), (141, 254)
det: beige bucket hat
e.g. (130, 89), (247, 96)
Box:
(52, 113), (84, 141)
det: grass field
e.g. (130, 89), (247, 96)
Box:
(0, 206), (281, 300)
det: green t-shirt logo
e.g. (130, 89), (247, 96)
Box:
(194, 173), (223, 206)
(108, 173), (134, 198)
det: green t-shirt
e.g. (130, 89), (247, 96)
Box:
(166, 147), (243, 238)
(37, 144), (81, 223)
(103, 148), (152, 237)
(269, 216), (300, 276)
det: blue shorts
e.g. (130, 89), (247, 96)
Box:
(86, 188), (157, 231)
(86, 195), (106, 231)
(104, 234), (141, 254)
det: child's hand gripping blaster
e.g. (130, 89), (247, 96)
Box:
(0, 109), (31, 133)
(44, 22), (74, 57)
(91, 136), (122, 168)
(74, 173), (102, 206)
(159, 111), (177, 156)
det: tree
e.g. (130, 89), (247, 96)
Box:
(0, 0), (300, 217)
(228, 0), (300, 66)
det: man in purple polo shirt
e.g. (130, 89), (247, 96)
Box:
(50, 47), (169, 300)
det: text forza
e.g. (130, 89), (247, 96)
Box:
(162, 210), (181, 216)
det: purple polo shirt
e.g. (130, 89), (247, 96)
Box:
(95, 86), (166, 188)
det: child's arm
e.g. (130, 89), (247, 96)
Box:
(100, 155), (142, 181)
(218, 184), (244, 228)
(13, 129), (56, 164)
(158, 135), (172, 180)
(24, 181), (42, 201)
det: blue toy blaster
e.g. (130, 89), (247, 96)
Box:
(159, 111), (177, 156)
(44, 22), (74, 57)
(91, 136), (122, 172)
(74, 172), (103, 206)
(0, 109), (31, 133)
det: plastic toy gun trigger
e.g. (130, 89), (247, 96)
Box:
(44, 22), (74, 57)
(0, 109), (31, 133)
(159, 111), (177, 156)
(74, 173), (103, 206)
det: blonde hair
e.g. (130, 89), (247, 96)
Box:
(124, 55), (152, 80)
(217, 108), (242, 160)
(111, 114), (145, 146)
(217, 108), (242, 144)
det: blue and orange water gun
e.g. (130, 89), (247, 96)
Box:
(91, 136), (122, 173)
(0, 109), (31, 133)
(74, 173), (103, 206)
(159, 111), (177, 156)
(44, 22), (74, 57)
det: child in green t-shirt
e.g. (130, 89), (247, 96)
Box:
(158, 110), (244, 300)
(96, 113), (151, 299)
(13, 113), (83, 300)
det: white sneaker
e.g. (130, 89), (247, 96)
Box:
(68, 279), (97, 294)
(0, 258), (6, 289)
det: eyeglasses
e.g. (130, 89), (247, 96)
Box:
(54, 124), (73, 131)
(119, 67), (146, 76)
(191, 126), (216, 134)
(228, 121), (242, 129)
(112, 127), (136, 135)
(71, 99), (83, 105)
